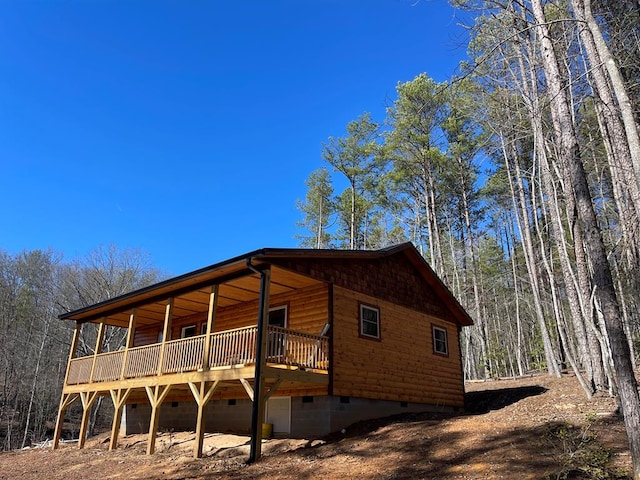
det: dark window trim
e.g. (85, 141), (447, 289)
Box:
(432, 323), (449, 357)
(359, 303), (381, 341)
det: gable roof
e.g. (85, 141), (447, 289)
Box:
(59, 243), (473, 327)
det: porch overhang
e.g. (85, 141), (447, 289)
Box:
(59, 255), (324, 328)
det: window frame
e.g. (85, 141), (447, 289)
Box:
(432, 324), (449, 356)
(359, 303), (381, 340)
(180, 324), (197, 338)
(268, 304), (288, 328)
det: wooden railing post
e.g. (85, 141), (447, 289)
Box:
(202, 285), (219, 370)
(120, 309), (137, 380)
(157, 298), (173, 376)
(89, 318), (106, 383)
(64, 322), (81, 386)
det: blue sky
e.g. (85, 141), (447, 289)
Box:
(0, 0), (469, 275)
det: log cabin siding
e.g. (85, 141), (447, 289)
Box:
(213, 283), (328, 335)
(269, 254), (448, 319)
(331, 286), (464, 407)
(133, 283), (329, 347)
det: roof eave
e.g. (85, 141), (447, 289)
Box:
(58, 247), (271, 321)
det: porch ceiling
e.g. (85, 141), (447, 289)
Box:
(61, 264), (323, 328)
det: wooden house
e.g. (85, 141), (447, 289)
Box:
(53, 243), (473, 461)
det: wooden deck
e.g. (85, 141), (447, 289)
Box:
(53, 264), (333, 462)
(64, 325), (329, 392)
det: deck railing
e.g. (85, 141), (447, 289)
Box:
(268, 326), (329, 370)
(65, 326), (329, 385)
(124, 343), (161, 378)
(93, 350), (125, 382)
(209, 326), (257, 367)
(66, 356), (93, 385)
(162, 335), (205, 374)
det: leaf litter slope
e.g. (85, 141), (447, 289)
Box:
(0, 374), (631, 480)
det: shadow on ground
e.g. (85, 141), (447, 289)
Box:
(17, 384), (627, 480)
(229, 412), (628, 480)
(465, 385), (548, 414)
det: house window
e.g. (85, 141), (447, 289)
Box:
(359, 304), (380, 339)
(181, 324), (197, 338)
(268, 305), (288, 361)
(201, 322), (209, 335)
(432, 325), (448, 355)
(268, 305), (288, 328)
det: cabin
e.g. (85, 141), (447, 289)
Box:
(52, 243), (473, 461)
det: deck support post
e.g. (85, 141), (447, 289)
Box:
(202, 285), (218, 370)
(188, 380), (220, 458)
(264, 379), (283, 402)
(145, 385), (172, 455)
(239, 378), (254, 401)
(108, 388), (132, 450)
(52, 393), (79, 449)
(78, 391), (99, 449)
(248, 265), (270, 463)
(240, 378), (282, 403)
(53, 321), (82, 450)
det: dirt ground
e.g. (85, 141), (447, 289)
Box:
(0, 374), (633, 479)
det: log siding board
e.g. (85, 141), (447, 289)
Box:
(269, 254), (449, 320)
(331, 286), (464, 408)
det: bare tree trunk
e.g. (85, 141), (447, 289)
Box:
(508, 223), (525, 377)
(534, 165), (593, 396)
(506, 0), (594, 389)
(500, 132), (560, 377)
(574, 218), (608, 391)
(574, 0), (640, 188)
(21, 309), (53, 449)
(530, 1), (640, 476)
(350, 181), (356, 249)
(572, 0), (640, 223)
(461, 165), (489, 378)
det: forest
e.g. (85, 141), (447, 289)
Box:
(2, 0), (640, 477)
(296, 0), (640, 476)
(0, 246), (161, 451)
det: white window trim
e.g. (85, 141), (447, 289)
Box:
(433, 325), (448, 355)
(359, 304), (380, 339)
(180, 324), (197, 338)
